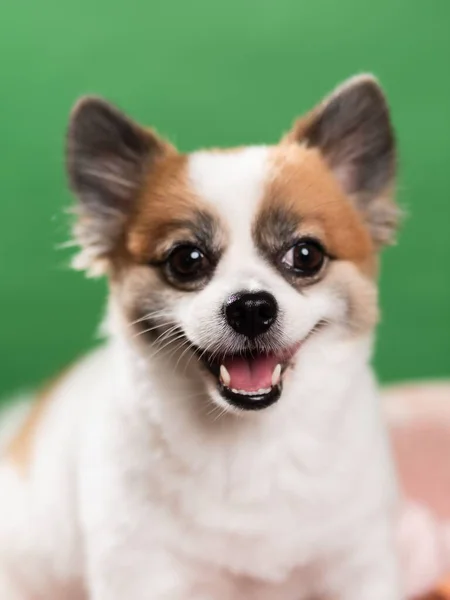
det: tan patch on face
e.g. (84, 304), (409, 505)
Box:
(5, 369), (68, 475)
(125, 153), (225, 264)
(198, 145), (248, 154)
(327, 261), (379, 332)
(264, 143), (376, 276)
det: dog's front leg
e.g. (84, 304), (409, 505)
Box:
(318, 518), (404, 600)
(80, 468), (206, 598)
(86, 546), (208, 600)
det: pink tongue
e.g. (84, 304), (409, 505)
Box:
(223, 354), (279, 392)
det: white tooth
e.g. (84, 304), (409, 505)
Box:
(220, 365), (231, 387)
(231, 387), (272, 397)
(271, 364), (281, 387)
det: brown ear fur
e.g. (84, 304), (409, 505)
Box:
(284, 75), (400, 247)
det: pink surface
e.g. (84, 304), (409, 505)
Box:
(394, 420), (450, 520)
(385, 382), (450, 598)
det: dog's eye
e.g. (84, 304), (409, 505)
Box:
(167, 245), (210, 281)
(281, 239), (325, 276)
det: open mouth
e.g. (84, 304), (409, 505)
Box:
(136, 318), (303, 411)
(197, 345), (300, 411)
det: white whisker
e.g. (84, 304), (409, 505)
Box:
(133, 321), (176, 338)
(147, 334), (187, 361)
(129, 309), (173, 327)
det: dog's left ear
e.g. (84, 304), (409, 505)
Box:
(284, 74), (400, 247)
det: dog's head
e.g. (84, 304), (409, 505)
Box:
(66, 75), (399, 413)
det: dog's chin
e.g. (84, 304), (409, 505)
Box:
(195, 344), (301, 413)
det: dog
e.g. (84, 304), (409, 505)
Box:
(0, 74), (403, 599)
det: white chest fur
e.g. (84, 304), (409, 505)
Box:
(78, 327), (396, 595)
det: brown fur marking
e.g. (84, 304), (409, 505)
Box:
(262, 144), (376, 276)
(5, 370), (68, 474)
(126, 153), (226, 265)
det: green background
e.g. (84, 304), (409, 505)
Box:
(1, 0), (449, 401)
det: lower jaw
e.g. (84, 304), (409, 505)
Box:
(217, 382), (282, 411)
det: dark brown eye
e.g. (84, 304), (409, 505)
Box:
(281, 239), (325, 276)
(167, 245), (210, 281)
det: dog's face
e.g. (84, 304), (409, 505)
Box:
(67, 75), (399, 412)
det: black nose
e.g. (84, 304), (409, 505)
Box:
(224, 291), (278, 338)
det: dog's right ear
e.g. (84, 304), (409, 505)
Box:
(66, 97), (172, 274)
(284, 75), (399, 248)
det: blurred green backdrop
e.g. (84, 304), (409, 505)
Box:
(1, 0), (449, 401)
